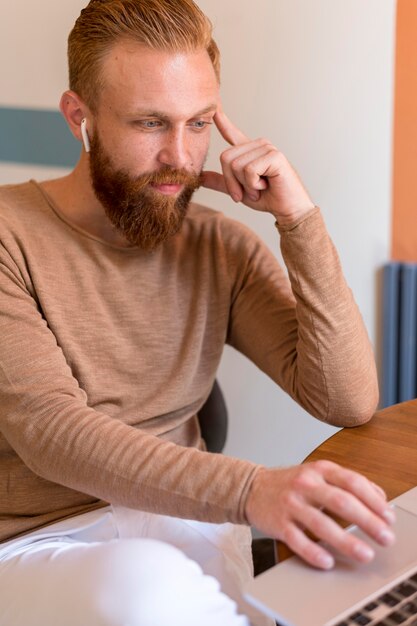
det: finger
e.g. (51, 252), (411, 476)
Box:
(318, 462), (394, 524)
(280, 522), (335, 570)
(371, 481), (389, 501)
(298, 505), (377, 565)
(230, 147), (277, 194)
(221, 137), (273, 163)
(220, 141), (272, 201)
(214, 109), (249, 147)
(314, 485), (396, 548)
(201, 170), (243, 202)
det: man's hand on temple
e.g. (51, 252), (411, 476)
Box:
(245, 461), (396, 570)
(201, 107), (315, 225)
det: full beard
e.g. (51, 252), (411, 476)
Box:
(89, 132), (202, 250)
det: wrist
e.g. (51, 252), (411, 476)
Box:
(272, 202), (316, 227)
(245, 466), (269, 526)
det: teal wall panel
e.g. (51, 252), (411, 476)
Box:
(0, 107), (80, 168)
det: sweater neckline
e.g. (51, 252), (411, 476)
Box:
(30, 179), (146, 254)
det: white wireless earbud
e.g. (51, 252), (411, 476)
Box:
(81, 118), (91, 153)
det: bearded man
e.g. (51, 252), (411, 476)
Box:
(0, 1), (394, 625)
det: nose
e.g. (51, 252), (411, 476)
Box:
(156, 127), (191, 170)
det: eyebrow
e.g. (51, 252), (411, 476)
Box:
(127, 104), (218, 121)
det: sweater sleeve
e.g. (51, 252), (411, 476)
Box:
(0, 243), (259, 526)
(225, 208), (379, 425)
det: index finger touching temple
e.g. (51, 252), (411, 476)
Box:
(214, 107), (250, 147)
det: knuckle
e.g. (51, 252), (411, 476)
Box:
(281, 489), (299, 510)
(243, 162), (257, 177)
(293, 468), (316, 491)
(274, 150), (287, 166)
(230, 157), (242, 171)
(312, 459), (333, 474)
(220, 151), (231, 166)
(328, 491), (351, 515)
(348, 473), (365, 493)
(292, 474), (309, 491)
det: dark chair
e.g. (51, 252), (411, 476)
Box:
(197, 381), (276, 576)
(197, 380), (228, 454)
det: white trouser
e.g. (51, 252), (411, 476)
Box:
(0, 505), (273, 626)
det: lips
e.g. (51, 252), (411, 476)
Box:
(150, 183), (184, 195)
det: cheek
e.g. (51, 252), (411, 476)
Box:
(190, 134), (211, 168)
(109, 133), (158, 171)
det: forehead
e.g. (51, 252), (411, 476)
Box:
(98, 41), (220, 118)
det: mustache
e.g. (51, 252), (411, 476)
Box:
(134, 167), (203, 190)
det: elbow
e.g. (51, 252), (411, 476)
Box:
(293, 359), (379, 428)
(338, 401), (376, 428)
(326, 380), (379, 428)
(323, 352), (380, 427)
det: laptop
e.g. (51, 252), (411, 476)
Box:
(244, 486), (417, 626)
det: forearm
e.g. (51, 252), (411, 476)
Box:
(226, 209), (378, 426)
(277, 208), (378, 425)
(1, 381), (260, 525)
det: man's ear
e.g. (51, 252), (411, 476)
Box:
(60, 91), (93, 152)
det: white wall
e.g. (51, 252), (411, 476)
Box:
(196, 0), (396, 465)
(0, 1), (396, 466)
(0, 0), (85, 183)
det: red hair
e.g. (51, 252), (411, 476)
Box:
(68, 0), (220, 111)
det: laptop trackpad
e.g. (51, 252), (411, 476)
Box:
(244, 505), (417, 626)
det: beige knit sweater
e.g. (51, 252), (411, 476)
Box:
(0, 181), (378, 543)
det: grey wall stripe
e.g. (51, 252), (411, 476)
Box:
(0, 107), (80, 168)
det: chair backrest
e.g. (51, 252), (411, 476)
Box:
(197, 380), (228, 453)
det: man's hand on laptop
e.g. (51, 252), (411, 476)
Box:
(245, 461), (396, 570)
(201, 107), (315, 226)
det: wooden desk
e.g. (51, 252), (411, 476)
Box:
(304, 399), (417, 498)
(277, 399), (417, 562)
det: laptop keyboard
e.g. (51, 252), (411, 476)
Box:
(334, 571), (417, 626)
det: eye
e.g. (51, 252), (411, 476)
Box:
(134, 119), (163, 130)
(189, 120), (212, 131)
